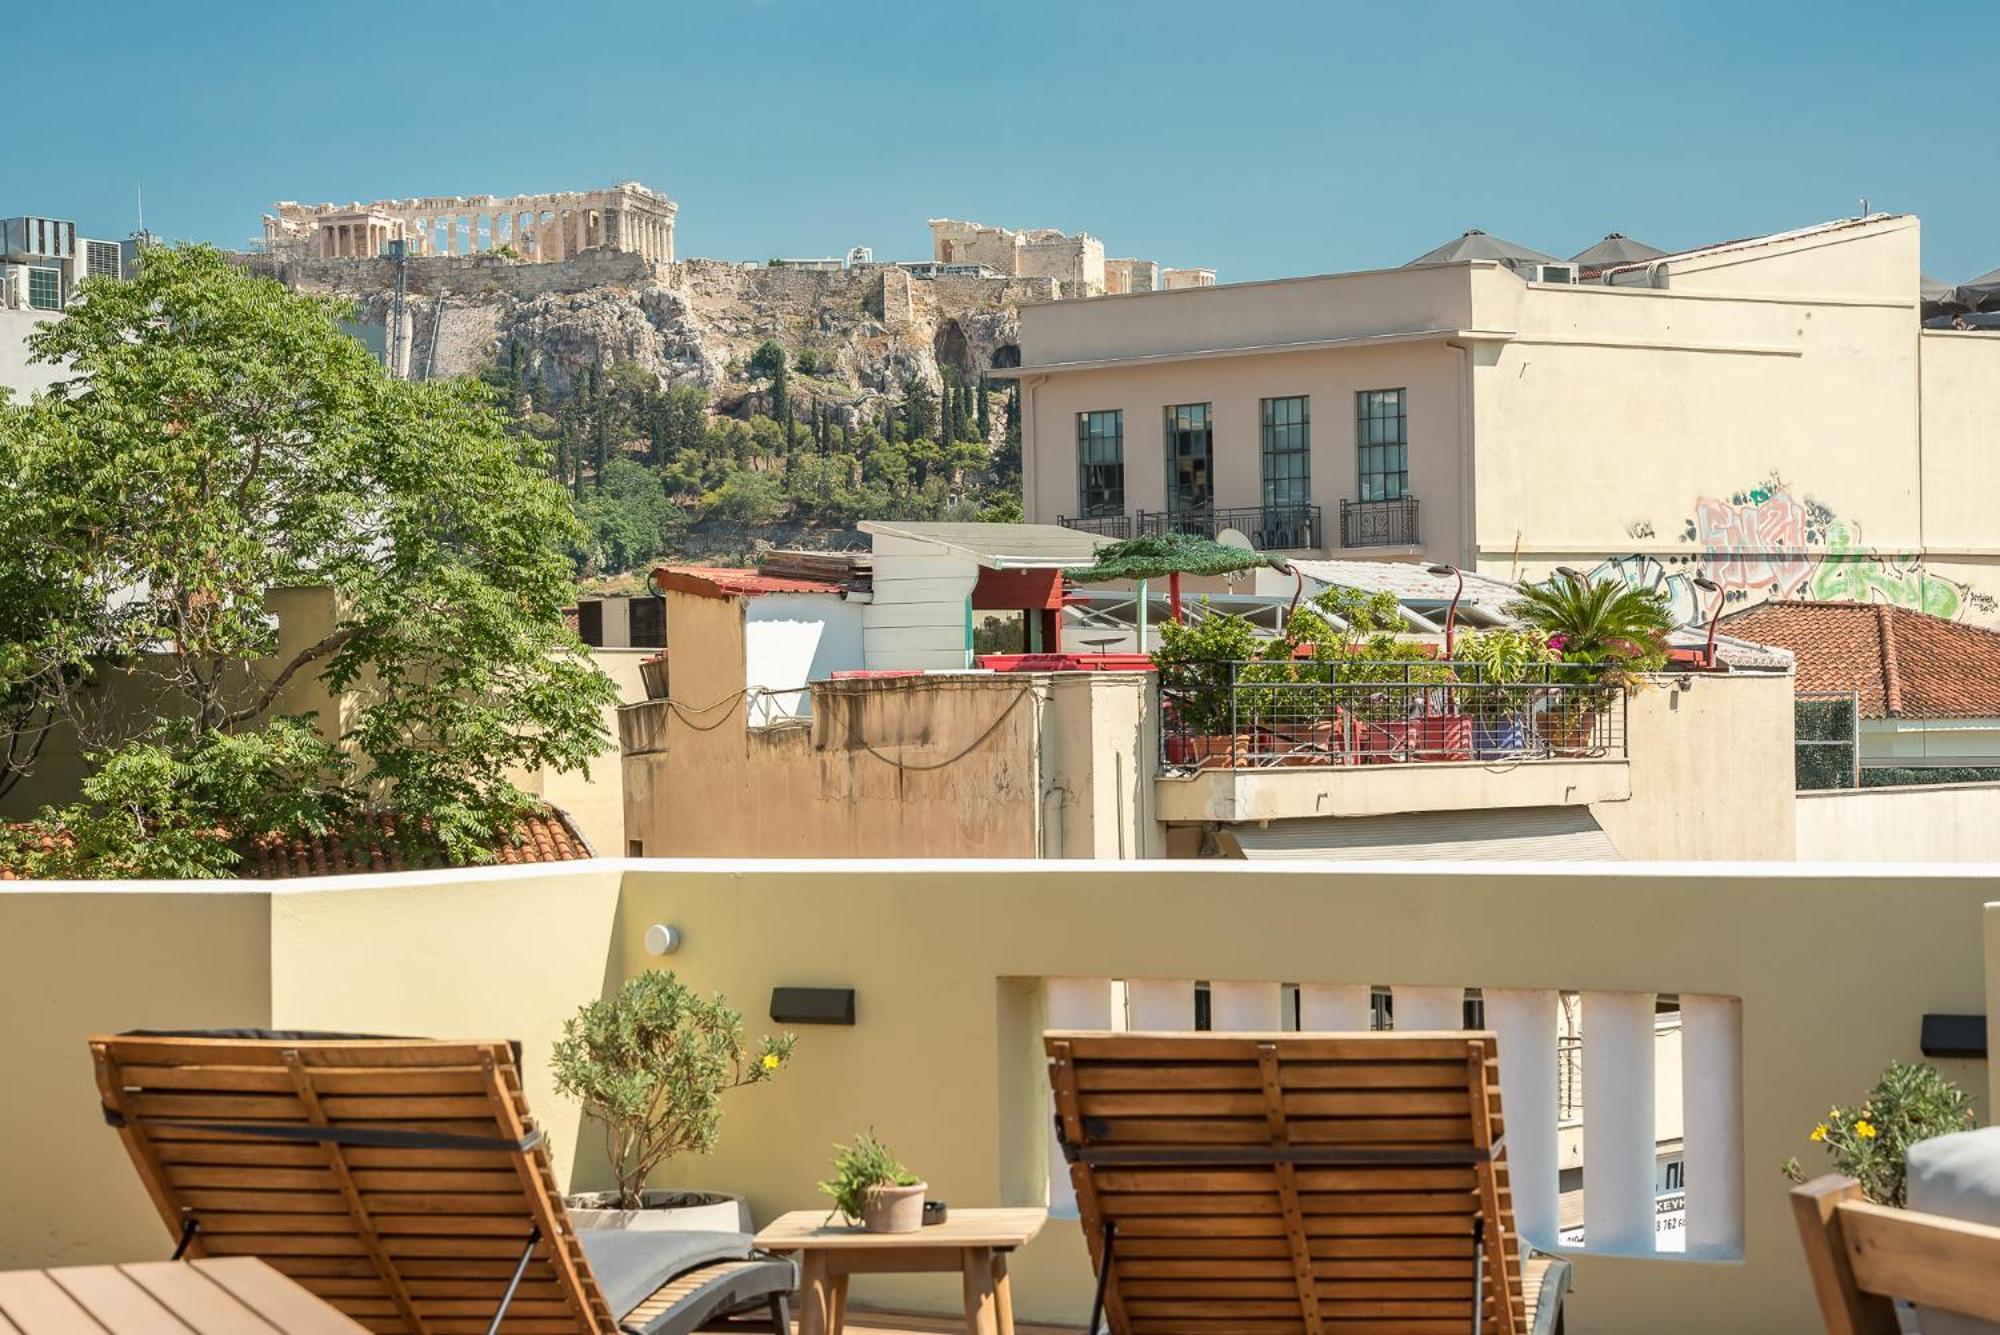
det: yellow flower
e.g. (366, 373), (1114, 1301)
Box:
(1809, 1124), (1828, 1143)
(762, 1052), (782, 1071)
(1853, 1120), (1877, 1140)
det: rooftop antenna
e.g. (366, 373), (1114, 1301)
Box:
(136, 183), (145, 233)
(1859, 196), (1871, 217)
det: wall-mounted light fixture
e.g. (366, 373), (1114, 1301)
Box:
(771, 987), (856, 1025)
(644, 924), (682, 956)
(1920, 1014), (1986, 1060)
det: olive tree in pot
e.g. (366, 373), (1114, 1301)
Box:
(820, 1133), (925, 1234)
(553, 969), (796, 1231)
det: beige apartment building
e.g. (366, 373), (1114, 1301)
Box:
(1008, 213), (2000, 628)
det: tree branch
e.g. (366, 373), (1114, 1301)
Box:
(218, 626), (358, 731)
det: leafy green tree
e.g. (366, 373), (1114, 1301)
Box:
(747, 339), (786, 379)
(905, 377), (939, 444)
(794, 347), (820, 375)
(0, 243), (616, 867)
(574, 459), (686, 575)
(704, 470), (785, 526)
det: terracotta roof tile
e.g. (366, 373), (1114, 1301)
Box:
(648, 565), (846, 599)
(1719, 601), (2000, 719)
(2, 805), (591, 882)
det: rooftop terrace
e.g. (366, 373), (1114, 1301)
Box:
(5, 857), (1996, 1333)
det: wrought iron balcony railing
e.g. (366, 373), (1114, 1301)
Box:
(1339, 495), (1420, 548)
(1132, 505), (1324, 551)
(1158, 659), (1626, 770)
(1056, 513), (1133, 538)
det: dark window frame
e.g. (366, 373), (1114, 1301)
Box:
(1163, 402), (1214, 516)
(1076, 409), (1125, 518)
(1355, 388), (1408, 502)
(1261, 395), (1311, 509)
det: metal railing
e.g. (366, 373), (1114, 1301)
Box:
(1158, 659), (1627, 768)
(1056, 513), (1132, 539)
(1133, 504), (1324, 550)
(1339, 495), (1420, 548)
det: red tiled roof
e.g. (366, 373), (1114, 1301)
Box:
(648, 565), (845, 599)
(1719, 601), (2000, 720)
(1, 806), (591, 881)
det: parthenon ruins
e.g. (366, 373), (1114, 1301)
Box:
(263, 182), (676, 264)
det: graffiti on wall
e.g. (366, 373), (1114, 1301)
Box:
(1586, 473), (1992, 627)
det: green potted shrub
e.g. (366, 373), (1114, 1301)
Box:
(1506, 576), (1673, 753)
(820, 1132), (926, 1234)
(1782, 1061), (1976, 1207)
(1153, 606), (1261, 768)
(553, 969), (796, 1231)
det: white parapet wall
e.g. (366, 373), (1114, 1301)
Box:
(1797, 782), (2000, 860)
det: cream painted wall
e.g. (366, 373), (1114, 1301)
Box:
(1592, 673), (1796, 860)
(521, 647), (650, 855)
(1920, 330), (2000, 558)
(1798, 783), (2000, 860)
(0, 890), (272, 1267)
(268, 864), (625, 1193)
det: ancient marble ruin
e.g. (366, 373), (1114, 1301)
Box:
(926, 219), (1211, 295)
(263, 182), (676, 265)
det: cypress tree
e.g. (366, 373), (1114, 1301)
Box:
(976, 374), (991, 441)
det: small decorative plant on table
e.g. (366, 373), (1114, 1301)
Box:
(553, 969), (795, 1229)
(820, 1132), (926, 1233)
(1782, 1060), (1976, 1207)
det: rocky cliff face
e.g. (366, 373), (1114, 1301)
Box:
(261, 251), (1050, 412)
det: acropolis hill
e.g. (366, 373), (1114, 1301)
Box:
(251, 181), (1210, 420)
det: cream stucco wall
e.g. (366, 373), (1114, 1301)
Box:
(1592, 673), (1796, 860)
(519, 647), (649, 854)
(0, 889), (273, 1267)
(4, 862), (1998, 1335)
(1798, 782), (2000, 861)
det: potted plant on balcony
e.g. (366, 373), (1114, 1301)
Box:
(554, 969), (796, 1231)
(1506, 576), (1673, 754)
(820, 1132), (926, 1233)
(1153, 607), (1261, 768)
(1278, 587), (1456, 763)
(1453, 628), (1560, 758)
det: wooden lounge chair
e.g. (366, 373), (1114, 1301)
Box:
(0, 1258), (368, 1333)
(88, 1031), (795, 1335)
(1044, 1030), (1570, 1335)
(1791, 1173), (2000, 1334)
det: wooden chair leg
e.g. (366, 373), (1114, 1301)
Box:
(768, 1290), (792, 1333)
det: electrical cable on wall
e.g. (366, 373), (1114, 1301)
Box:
(656, 683), (1036, 770)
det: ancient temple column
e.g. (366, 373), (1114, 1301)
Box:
(574, 208), (588, 256)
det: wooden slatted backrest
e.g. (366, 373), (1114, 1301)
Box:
(1791, 1174), (2000, 1335)
(89, 1034), (618, 1335)
(1046, 1031), (1525, 1335)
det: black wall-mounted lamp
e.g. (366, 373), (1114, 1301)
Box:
(771, 987), (856, 1026)
(1920, 1014), (1986, 1060)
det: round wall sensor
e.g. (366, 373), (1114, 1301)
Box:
(644, 924), (682, 956)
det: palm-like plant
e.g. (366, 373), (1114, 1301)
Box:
(1506, 576), (1675, 674)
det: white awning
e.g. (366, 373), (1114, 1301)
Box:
(1217, 807), (1620, 862)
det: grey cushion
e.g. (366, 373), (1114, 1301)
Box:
(1907, 1126), (2000, 1335)
(576, 1229), (753, 1321)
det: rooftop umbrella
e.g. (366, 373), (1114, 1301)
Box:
(1064, 533), (1289, 652)
(1407, 228), (1559, 268)
(1570, 233), (1667, 268)
(1955, 266), (2000, 312)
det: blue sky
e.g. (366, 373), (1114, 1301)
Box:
(16, 0), (2000, 282)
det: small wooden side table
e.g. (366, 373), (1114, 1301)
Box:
(755, 1207), (1047, 1335)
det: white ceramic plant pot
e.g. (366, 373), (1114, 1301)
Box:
(566, 1189), (753, 1232)
(859, 1182), (927, 1234)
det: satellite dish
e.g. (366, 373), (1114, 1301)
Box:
(1216, 528), (1253, 551)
